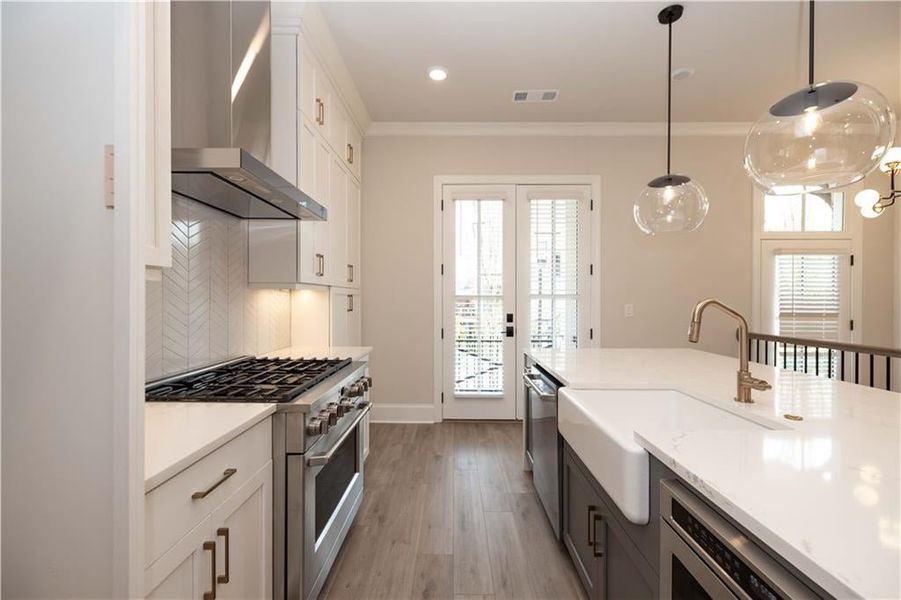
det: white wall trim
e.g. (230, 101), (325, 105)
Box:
(367, 121), (752, 138)
(370, 403), (436, 424)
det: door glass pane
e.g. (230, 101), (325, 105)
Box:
(454, 199), (503, 394)
(530, 198), (580, 349)
(315, 428), (358, 540)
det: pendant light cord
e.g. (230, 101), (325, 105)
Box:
(666, 18), (672, 175)
(808, 0), (815, 86)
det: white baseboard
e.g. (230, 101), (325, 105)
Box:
(369, 402), (436, 423)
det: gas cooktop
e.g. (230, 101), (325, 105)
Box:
(145, 356), (353, 403)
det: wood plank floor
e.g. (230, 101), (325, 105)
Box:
(321, 422), (587, 600)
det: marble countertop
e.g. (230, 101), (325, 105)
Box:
(262, 345), (373, 361)
(528, 347), (900, 599)
(145, 403), (276, 492)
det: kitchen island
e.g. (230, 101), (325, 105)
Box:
(527, 347), (900, 599)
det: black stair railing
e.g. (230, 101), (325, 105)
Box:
(748, 332), (901, 391)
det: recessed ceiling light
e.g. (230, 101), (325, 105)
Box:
(428, 66), (448, 81)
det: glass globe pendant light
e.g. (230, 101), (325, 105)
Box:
(744, 0), (896, 195)
(634, 5), (708, 236)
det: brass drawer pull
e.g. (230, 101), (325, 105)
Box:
(347, 143), (354, 164)
(347, 294), (354, 313)
(347, 263), (354, 283)
(315, 253), (325, 277)
(217, 528), (230, 584)
(316, 98), (324, 125)
(191, 468), (237, 500)
(203, 541), (216, 600)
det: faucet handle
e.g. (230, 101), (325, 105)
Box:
(746, 375), (772, 391)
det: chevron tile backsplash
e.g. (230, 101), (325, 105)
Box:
(145, 195), (291, 381)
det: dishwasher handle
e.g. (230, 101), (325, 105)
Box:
(523, 372), (556, 401)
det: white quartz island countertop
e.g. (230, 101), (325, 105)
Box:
(528, 347), (900, 600)
(145, 403), (276, 492)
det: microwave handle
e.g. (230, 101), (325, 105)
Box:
(306, 405), (371, 467)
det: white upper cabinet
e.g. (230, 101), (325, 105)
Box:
(144, 1), (172, 268)
(347, 176), (361, 289)
(250, 17), (363, 290)
(330, 288), (362, 346)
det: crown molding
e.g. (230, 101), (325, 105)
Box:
(365, 121), (752, 138)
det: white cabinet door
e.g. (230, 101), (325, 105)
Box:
(327, 93), (348, 159)
(271, 33), (297, 185)
(145, 516), (212, 600)
(346, 176), (361, 289)
(297, 113), (318, 198)
(298, 135), (331, 284)
(330, 289), (361, 346)
(297, 37), (318, 125)
(346, 123), (362, 181)
(328, 156), (348, 287)
(210, 463), (272, 600)
(144, 0), (172, 268)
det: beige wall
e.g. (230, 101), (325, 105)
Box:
(361, 134), (895, 407)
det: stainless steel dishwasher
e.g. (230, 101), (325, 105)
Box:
(524, 363), (562, 539)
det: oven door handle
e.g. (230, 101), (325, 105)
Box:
(306, 404), (371, 467)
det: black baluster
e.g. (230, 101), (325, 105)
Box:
(764, 340), (768, 365)
(804, 346), (808, 373)
(783, 342), (787, 368)
(794, 344), (798, 371)
(815, 347), (819, 376)
(855, 352), (860, 384)
(869, 354), (875, 388)
(827, 349), (832, 378)
(840, 350), (845, 381)
(886, 356), (891, 391)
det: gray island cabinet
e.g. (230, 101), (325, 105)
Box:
(562, 442), (662, 599)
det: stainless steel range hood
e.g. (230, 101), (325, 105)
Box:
(170, 0), (326, 220)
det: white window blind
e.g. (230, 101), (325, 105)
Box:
(530, 198), (580, 349)
(775, 253), (843, 341)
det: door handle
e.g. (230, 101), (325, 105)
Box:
(202, 541), (216, 600)
(216, 528), (230, 584)
(588, 505), (597, 546)
(505, 326), (514, 337)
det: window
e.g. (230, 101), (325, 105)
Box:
(529, 197), (581, 350)
(454, 198), (504, 394)
(774, 253), (844, 341)
(763, 192), (844, 233)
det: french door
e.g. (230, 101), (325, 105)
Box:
(441, 183), (593, 420)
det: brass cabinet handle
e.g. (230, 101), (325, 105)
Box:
(347, 263), (354, 283)
(216, 528), (230, 584)
(315, 98), (324, 125)
(203, 541), (216, 600)
(347, 294), (354, 313)
(315, 253), (325, 277)
(347, 143), (354, 164)
(592, 513), (605, 558)
(191, 468), (237, 500)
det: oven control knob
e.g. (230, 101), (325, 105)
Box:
(336, 402), (349, 417)
(366, 376), (373, 388)
(359, 378), (370, 392)
(326, 405), (340, 424)
(347, 383), (363, 398)
(318, 417), (330, 434)
(306, 418), (323, 436)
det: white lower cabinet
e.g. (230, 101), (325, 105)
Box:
(145, 419), (272, 600)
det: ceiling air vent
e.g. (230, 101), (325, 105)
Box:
(512, 89), (559, 103)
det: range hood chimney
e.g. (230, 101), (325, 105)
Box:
(170, 0), (326, 220)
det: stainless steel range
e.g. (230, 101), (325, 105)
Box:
(146, 356), (371, 600)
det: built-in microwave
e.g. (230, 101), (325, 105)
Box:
(659, 480), (821, 600)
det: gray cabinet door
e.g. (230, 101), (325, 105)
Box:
(563, 450), (602, 599)
(563, 447), (657, 600)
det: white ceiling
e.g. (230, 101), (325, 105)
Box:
(319, 1), (901, 123)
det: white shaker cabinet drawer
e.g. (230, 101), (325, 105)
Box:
(145, 419), (271, 567)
